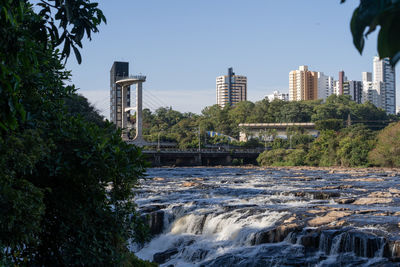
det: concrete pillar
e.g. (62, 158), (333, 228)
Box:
(195, 153), (202, 165)
(135, 82), (143, 140)
(121, 85), (128, 138)
(226, 155), (232, 165)
(155, 154), (161, 166)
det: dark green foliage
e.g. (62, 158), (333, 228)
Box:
(337, 125), (376, 167)
(257, 126), (377, 167)
(286, 149), (307, 166)
(64, 93), (106, 127)
(32, 115), (148, 266)
(257, 149), (307, 166)
(139, 95), (389, 149)
(315, 119), (344, 131)
(342, 0), (400, 66)
(257, 149), (289, 166)
(290, 134), (315, 149)
(369, 122), (400, 167)
(306, 130), (339, 166)
(241, 138), (263, 148)
(271, 138), (289, 149)
(37, 0), (106, 64)
(0, 0), (151, 265)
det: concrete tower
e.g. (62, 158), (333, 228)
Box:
(110, 62), (130, 127)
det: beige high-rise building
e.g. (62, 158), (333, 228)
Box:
(216, 67), (247, 108)
(289, 65), (318, 101)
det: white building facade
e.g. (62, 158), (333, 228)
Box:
(317, 72), (334, 100)
(266, 90), (289, 102)
(373, 56), (396, 114)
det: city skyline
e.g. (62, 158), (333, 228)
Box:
(66, 1), (400, 118)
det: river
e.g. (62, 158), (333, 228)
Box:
(134, 167), (400, 266)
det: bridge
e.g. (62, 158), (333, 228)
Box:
(142, 149), (263, 166)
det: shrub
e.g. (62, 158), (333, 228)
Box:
(337, 125), (376, 167)
(257, 149), (288, 166)
(369, 122), (400, 167)
(286, 149), (307, 166)
(306, 130), (339, 166)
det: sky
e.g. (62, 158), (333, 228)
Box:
(65, 0), (400, 119)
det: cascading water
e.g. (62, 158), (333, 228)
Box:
(134, 167), (400, 266)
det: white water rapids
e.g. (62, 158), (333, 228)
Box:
(134, 167), (400, 266)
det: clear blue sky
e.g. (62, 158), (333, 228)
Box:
(66, 0), (399, 118)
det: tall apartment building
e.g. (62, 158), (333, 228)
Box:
(289, 65), (318, 101)
(362, 71), (380, 107)
(317, 72), (334, 100)
(216, 67), (247, 107)
(362, 71), (372, 82)
(110, 61), (131, 128)
(373, 56), (396, 114)
(343, 80), (362, 104)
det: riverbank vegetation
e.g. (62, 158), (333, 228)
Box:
(139, 95), (400, 168)
(139, 95), (398, 166)
(0, 1), (154, 265)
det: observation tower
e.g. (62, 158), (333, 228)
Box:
(115, 75), (147, 146)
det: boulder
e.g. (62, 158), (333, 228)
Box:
(389, 188), (400, 194)
(335, 198), (356, 204)
(153, 248), (179, 264)
(252, 223), (302, 245)
(353, 198), (393, 205)
(347, 178), (384, 182)
(148, 210), (165, 235)
(368, 191), (392, 198)
(308, 211), (352, 227)
(182, 181), (200, 187)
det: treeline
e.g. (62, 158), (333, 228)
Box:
(257, 122), (400, 168)
(139, 95), (396, 149)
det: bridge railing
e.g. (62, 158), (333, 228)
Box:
(142, 148), (268, 153)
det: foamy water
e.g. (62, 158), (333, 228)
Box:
(134, 167), (400, 266)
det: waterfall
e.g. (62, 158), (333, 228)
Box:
(134, 167), (400, 266)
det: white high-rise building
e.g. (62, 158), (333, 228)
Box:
(333, 80), (340, 95)
(216, 67), (247, 108)
(362, 71), (381, 107)
(362, 71), (372, 83)
(362, 81), (381, 107)
(266, 90), (289, 102)
(317, 72), (334, 100)
(373, 56), (396, 114)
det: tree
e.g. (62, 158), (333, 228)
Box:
(337, 125), (376, 167)
(342, 0), (400, 66)
(306, 130), (339, 166)
(0, 1), (153, 265)
(315, 119), (344, 131)
(64, 94), (106, 127)
(369, 122), (400, 167)
(278, 101), (314, 122)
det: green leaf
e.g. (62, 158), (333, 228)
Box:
(72, 44), (82, 64)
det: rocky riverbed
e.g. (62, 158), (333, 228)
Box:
(134, 167), (400, 266)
